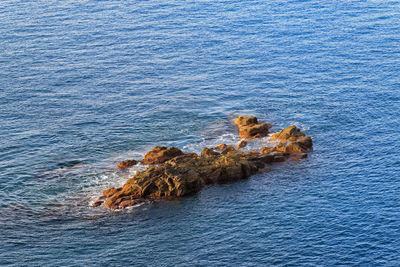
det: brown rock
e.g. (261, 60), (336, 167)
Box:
(214, 144), (227, 150)
(103, 187), (121, 198)
(257, 154), (275, 163)
(233, 116), (272, 138)
(261, 146), (275, 154)
(286, 143), (307, 153)
(117, 159), (138, 169)
(247, 150), (260, 155)
(261, 126), (313, 157)
(221, 145), (236, 155)
(95, 120), (314, 209)
(269, 125), (306, 142)
(201, 147), (220, 157)
(92, 200), (103, 207)
(273, 156), (286, 162)
(234, 116), (258, 126)
(237, 140), (247, 149)
(141, 146), (184, 165)
(272, 152), (290, 157)
(101, 148), (269, 209)
(296, 136), (313, 149)
(119, 200), (137, 209)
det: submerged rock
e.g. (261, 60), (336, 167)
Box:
(233, 116), (272, 138)
(141, 146), (184, 165)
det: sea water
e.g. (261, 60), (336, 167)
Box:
(1, 0), (400, 266)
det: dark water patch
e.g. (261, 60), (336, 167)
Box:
(56, 160), (85, 169)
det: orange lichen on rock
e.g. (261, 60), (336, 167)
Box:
(214, 144), (227, 150)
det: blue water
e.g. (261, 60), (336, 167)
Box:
(1, 0), (400, 266)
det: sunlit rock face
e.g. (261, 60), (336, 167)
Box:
(233, 116), (272, 138)
(94, 117), (313, 209)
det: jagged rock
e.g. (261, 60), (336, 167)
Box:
(234, 116), (258, 126)
(233, 116), (272, 138)
(237, 140), (247, 149)
(117, 159), (138, 169)
(201, 148), (220, 157)
(95, 119), (313, 210)
(248, 150), (260, 155)
(141, 146), (184, 165)
(101, 147), (268, 209)
(119, 200), (137, 209)
(214, 144), (227, 150)
(270, 125), (306, 142)
(92, 200), (103, 207)
(221, 145), (236, 154)
(273, 156), (286, 162)
(257, 154), (275, 163)
(261, 146), (274, 154)
(103, 187), (120, 198)
(262, 126), (313, 155)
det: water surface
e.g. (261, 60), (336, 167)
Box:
(1, 0), (400, 266)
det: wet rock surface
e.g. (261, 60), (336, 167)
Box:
(94, 117), (313, 209)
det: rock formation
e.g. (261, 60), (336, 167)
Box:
(141, 146), (184, 165)
(214, 144), (227, 150)
(94, 117), (313, 209)
(237, 140), (247, 149)
(233, 116), (272, 138)
(261, 125), (312, 155)
(117, 159), (138, 170)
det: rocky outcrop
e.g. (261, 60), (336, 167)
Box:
(237, 140), (247, 149)
(233, 116), (272, 138)
(214, 144), (227, 150)
(262, 125), (313, 155)
(117, 159), (138, 169)
(96, 148), (269, 209)
(141, 146), (184, 165)
(94, 117), (313, 209)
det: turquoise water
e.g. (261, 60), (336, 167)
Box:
(1, 0), (400, 266)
